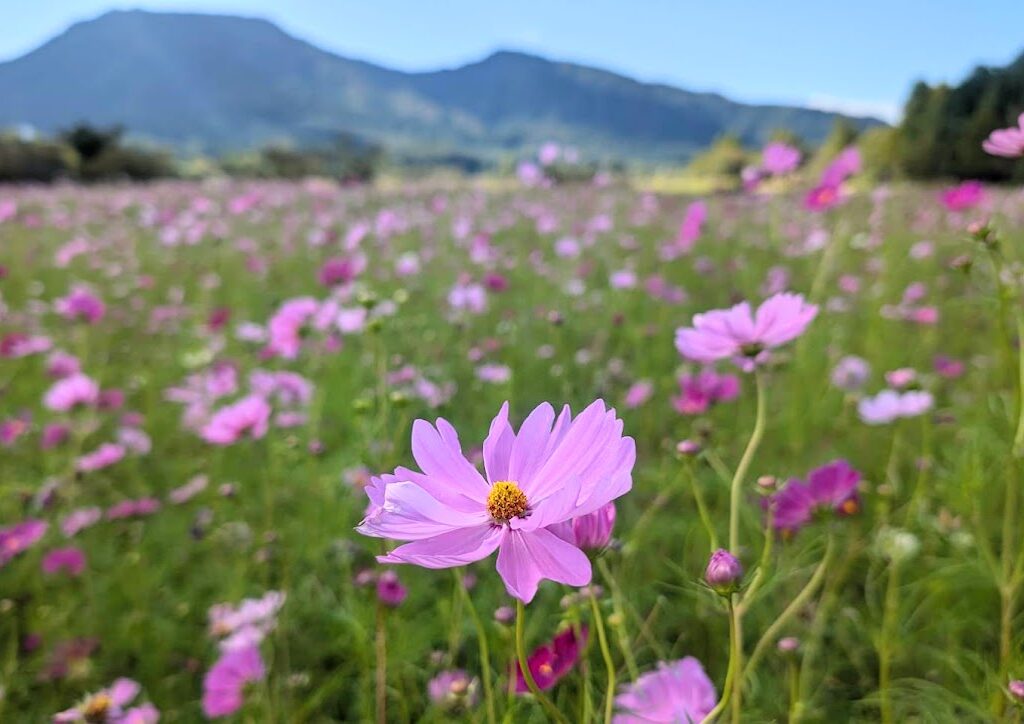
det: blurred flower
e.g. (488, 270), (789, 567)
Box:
(513, 626), (587, 693)
(376, 570), (408, 607)
(858, 390), (933, 424)
(982, 113), (1024, 158)
(675, 292), (817, 371)
(0, 519), (47, 566)
(44, 374), (99, 412)
(61, 508), (102, 537)
(54, 285), (105, 324)
(623, 380), (653, 409)
(614, 657), (717, 723)
(761, 141), (801, 175)
(428, 669), (478, 711)
(831, 355), (871, 391)
(672, 369), (740, 415)
(77, 443), (126, 473)
(939, 180), (985, 211)
(772, 460), (862, 535)
(42, 547), (86, 577)
(53, 678), (155, 723)
(202, 395), (271, 445)
(1009, 679), (1024, 703)
(202, 645), (266, 718)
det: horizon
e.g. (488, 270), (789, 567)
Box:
(5, 2), (1024, 124)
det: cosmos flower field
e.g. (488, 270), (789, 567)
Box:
(3, 161), (1024, 721)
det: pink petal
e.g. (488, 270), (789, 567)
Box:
(496, 528), (592, 603)
(380, 524), (504, 568)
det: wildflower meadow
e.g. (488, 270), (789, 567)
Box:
(4, 129), (1024, 722)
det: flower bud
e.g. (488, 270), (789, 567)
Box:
(376, 570), (407, 607)
(676, 439), (702, 456)
(704, 549), (743, 595)
(1010, 680), (1024, 703)
(777, 636), (800, 653)
(572, 503), (616, 550)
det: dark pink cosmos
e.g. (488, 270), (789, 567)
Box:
(0, 519), (47, 566)
(939, 181), (985, 212)
(42, 547), (86, 576)
(513, 626), (588, 693)
(672, 369), (740, 415)
(54, 286), (105, 324)
(771, 460), (862, 535)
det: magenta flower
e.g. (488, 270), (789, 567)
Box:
(54, 286), (105, 324)
(858, 390), (933, 425)
(513, 626), (588, 693)
(317, 255), (366, 287)
(202, 395), (271, 445)
(940, 181), (985, 211)
(44, 374), (100, 412)
(761, 141), (802, 176)
(358, 400), (635, 603)
(672, 368), (740, 415)
(804, 183), (843, 211)
(982, 113), (1024, 158)
(772, 460), (861, 535)
(106, 497), (161, 521)
(623, 380), (654, 409)
(675, 293), (818, 371)
(0, 519), (47, 566)
(54, 677), (154, 723)
(933, 355), (965, 379)
(42, 547), (86, 576)
(820, 146), (861, 186)
(676, 200), (707, 253)
(265, 297), (320, 359)
(76, 442), (126, 473)
(376, 570), (408, 607)
(614, 657), (717, 723)
(202, 645), (266, 718)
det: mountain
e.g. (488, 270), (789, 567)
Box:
(0, 10), (884, 162)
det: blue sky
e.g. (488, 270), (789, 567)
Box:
(5, 1), (1024, 122)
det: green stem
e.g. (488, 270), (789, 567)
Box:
(588, 589), (617, 724)
(1014, 313), (1024, 457)
(878, 560), (901, 724)
(515, 600), (569, 724)
(745, 535), (835, 681)
(596, 557), (640, 681)
(375, 602), (387, 724)
(688, 462), (719, 550)
(701, 601), (739, 723)
(454, 569), (497, 724)
(730, 370), (767, 554)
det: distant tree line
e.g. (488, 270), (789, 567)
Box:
(0, 124), (173, 183)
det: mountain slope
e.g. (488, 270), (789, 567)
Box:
(0, 10), (883, 160)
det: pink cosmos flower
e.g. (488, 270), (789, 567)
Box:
(0, 519), (47, 566)
(476, 364), (511, 384)
(202, 645), (266, 718)
(761, 141), (801, 176)
(41, 423), (71, 450)
(54, 286), (105, 324)
(44, 374), (100, 412)
(266, 297), (319, 359)
(933, 355), (965, 379)
(54, 678), (156, 723)
(831, 356), (870, 391)
(169, 474), (209, 504)
(940, 181), (985, 212)
(47, 350), (81, 378)
(76, 443), (126, 473)
(317, 255), (366, 287)
(428, 669), (479, 709)
(106, 498), (161, 520)
(62, 508), (102, 537)
(771, 460), (862, 535)
(675, 292), (818, 371)
(623, 380), (654, 409)
(358, 400), (635, 603)
(671, 369), (740, 415)
(614, 657), (717, 723)
(202, 395), (271, 445)
(804, 183), (843, 212)
(982, 113), (1024, 158)
(858, 389), (934, 425)
(676, 200), (707, 254)
(514, 626), (588, 693)
(820, 147), (861, 186)
(42, 547), (87, 576)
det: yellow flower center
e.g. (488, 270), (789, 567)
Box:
(83, 693), (112, 722)
(486, 481), (529, 522)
